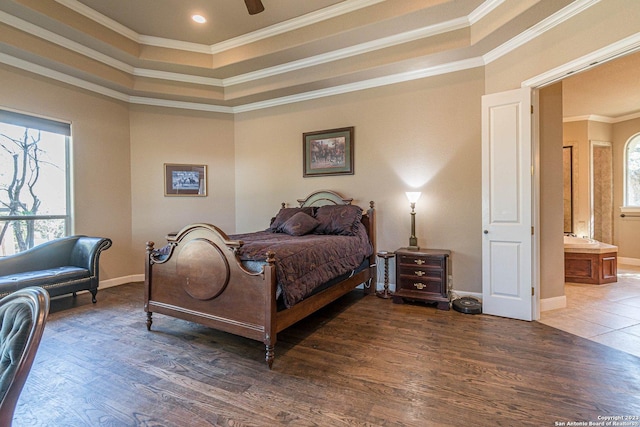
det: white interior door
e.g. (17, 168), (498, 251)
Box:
(481, 87), (533, 321)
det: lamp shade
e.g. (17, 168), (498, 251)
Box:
(405, 192), (421, 204)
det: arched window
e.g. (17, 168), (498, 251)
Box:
(625, 133), (640, 207)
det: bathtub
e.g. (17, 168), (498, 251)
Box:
(563, 236), (618, 284)
(563, 236), (599, 249)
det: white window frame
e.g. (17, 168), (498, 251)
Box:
(0, 109), (71, 254)
(622, 132), (640, 215)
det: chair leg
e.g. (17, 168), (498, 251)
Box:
(90, 290), (97, 304)
(72, 292), (77, 298)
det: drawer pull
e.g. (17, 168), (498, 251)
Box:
(414, 259), (425, 265)
(414, 271), (425, 277)
(413, 283), (426, 290)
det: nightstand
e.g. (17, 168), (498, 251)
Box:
(392, 248), (451, 310)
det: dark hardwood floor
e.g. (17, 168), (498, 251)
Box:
(14, 283), (640, 426)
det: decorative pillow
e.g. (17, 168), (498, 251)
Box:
(270, 207), (314, 231)
(280, 212), (320, 236)
(313, 204), (362, 236)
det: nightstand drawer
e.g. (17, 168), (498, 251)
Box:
(397, 253), (444, 268)
(398, 276), (442, 294)
(398, 266), (442, 280)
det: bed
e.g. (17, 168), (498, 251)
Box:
(144, 190), (376, 368)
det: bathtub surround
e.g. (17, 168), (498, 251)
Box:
(564, 236), (618, 285)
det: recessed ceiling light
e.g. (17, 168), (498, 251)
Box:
(192, 14), (206, 24)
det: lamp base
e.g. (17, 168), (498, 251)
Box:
(406, 245), (420, 250)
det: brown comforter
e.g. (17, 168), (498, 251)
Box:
(230, 222), (372, 308)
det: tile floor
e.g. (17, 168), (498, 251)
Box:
(539, 264), (640, 358)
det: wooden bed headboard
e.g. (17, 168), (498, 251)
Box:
(297, 189), (353, 207)
(295, 190), (376, 262)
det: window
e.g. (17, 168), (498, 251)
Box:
(625, 133), (640, 208)
(0, 110), (70, 256)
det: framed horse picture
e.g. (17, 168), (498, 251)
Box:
(302, 127), (354, 177)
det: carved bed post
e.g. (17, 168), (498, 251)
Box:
(366, 201), (377, 294)
(264, 250), (277, 369)
(145, 241), (154, 331)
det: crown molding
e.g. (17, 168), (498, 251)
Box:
(563, 111), (640, 124)
(2, 2), (495, 89)
(133, 69), (223, 87)
(483, 0), (601, 65)
(0, 49), (482, 114)
(468, 0), (505, 25)
(208, 0), (386, 54)
(522, 31), (640, 89)
(129, 97), (233, 114)
(224, 15), (470, 86)
(0, 10), (134, 74)
(233, 57), (485, 113)
(563, 115), (613, 123)
(0, 10), (223, 87)
(615, 111), (640, 123)
(56, 0), (386, 55)
(0, 52), (129, 102)
(54, 0), (139, 41)
(0, 52), (231, 113)
(137, 36), (212, 54)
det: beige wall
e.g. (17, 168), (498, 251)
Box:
(129, 106), (236, 253)
(235, 69), (485, 292)
(613, 117), (640, 259)
(0, 63), (134, 280)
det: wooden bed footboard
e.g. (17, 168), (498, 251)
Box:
(144, 191), (376, 368)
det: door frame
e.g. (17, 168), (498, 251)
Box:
(520, 37), (640, 320)
(532, 89), (540, 321)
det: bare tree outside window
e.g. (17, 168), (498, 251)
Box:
(0, 119), (68, 256)
(626, 135), (640, 206)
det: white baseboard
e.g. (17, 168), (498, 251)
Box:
(540, 295), (566, 312)
(100, 274), (144, 289)
(376, 282), (484, 301)
(619, 257), (640, 266)
(98, 277), (564, 312)
(450, 290), (482, 300)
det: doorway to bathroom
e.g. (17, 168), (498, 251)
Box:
(540, 50), (640, 357)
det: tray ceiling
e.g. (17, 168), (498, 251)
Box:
(0, 0), (638, 118)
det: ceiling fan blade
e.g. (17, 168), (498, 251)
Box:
(244, 0), (265, 15)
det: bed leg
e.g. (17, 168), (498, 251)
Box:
(146, 312), (153, 331)
(265, 345), (275, 369)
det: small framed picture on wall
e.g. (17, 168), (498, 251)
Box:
(164, 163), (207, 196)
